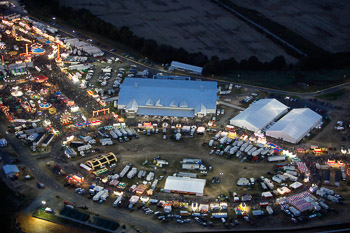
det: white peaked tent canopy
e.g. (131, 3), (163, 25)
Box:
(230, 99), (288, 132)
(266, 108), (322, 144)
(126, 99), (138, 111)
(195, 103), (207, 114)
(169, 99), (178, 108)
(164, 176), (206, 196)
(180, 100), (188, 108)
(155, 98), (164, 107)
(146, 98), (154, 106)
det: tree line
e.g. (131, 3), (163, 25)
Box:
(23, 0), (350, 76)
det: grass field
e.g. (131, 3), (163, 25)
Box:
(58, 0), (297, 63)
(316, 89), (347, 101)
(230, 0), (350, 53)
(223, 68), (350, 91)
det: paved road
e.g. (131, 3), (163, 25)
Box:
(0, 119), (170, 233)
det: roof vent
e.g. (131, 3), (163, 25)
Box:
(200, 86), (204, 91)
(134, 82), (138, 88)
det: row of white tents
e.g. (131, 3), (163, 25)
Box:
(230, 99), (322, 144)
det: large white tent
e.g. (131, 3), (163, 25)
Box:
(266, 108), (322, 144)
(164, 176), (206, 196)
(229, 99), (288, 132)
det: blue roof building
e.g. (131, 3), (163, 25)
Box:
(3, 164), (19, 178)
(118, 78), (217, 118)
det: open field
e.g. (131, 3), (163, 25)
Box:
(223, 68), (350, 91)
(230, 0), (350, 53)
(58, 0), (297, 63)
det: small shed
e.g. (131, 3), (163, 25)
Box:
(3, 164), (19, 178)
(0, 138), (7, 147)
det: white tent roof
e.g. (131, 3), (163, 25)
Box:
(164, 176), (206, 195)
(266, 108), (322, 144)
(230, 99), (288, 132)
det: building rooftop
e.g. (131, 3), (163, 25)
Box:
(118, 78), (217, 117)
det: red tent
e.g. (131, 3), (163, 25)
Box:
(34, 75), (48, 83)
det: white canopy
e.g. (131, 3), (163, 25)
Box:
(164, 176), (206, 196)
(230, 99), (288, 132)
(266, 108), (322, 144)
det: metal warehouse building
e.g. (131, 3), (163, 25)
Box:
(229, 99), (288, 132)
(169, 61), (203, 75)
(266, 108), (322, 144)
(118, 78), (217, 118)
(164, 176), (206, 196)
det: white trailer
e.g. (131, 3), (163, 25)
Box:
(100, 190), (109, 201)
(151, 179), (158, 190)
(263, 178), (274, 190)
(267, 155), (286, 162)
(175, 133), (181, 141)
(252, 148), (263, 156)
(78, 144), (91, 152)
(146, 172), (154, 181)
(125, 128), (133, 136)
(110, 130), (118, 139)
(93, 189), (107, 201)
(240, 142), (249, 151)
(114, 129), (123, 137)
(100, 138), (113, 146)
(113, 196), (123, 207)
(252, 210), (264, 216)
(289, 206), (301, 216)
(120, 128), (128, 136)
(224, 145), (231, 153)
(244, 144), (253, 153)
(219, 137), (227, 144)
(266, 206), (273, 215)
(127, 167), (138, 179)
(319, 201), (329, 210)
(261, 148), (270, 155)
(247, 147), (257, 156)
(120, 165), (131, 178)
(137, 170), (144, 179)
